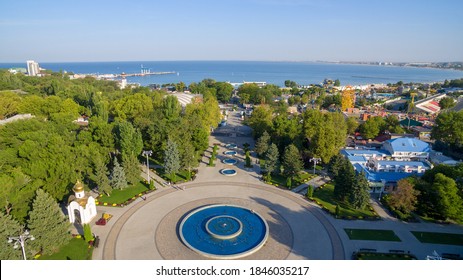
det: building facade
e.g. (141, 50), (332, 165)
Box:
(342, 137), (432, 194)
(26, 60), (40, 76)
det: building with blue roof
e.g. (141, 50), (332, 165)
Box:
(382, 137), (430, 159)
(341, 137), (432, 194)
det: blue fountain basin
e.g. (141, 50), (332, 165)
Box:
(220, 169), (237, 176)
(222, 158), (238, 165)
(179, 205), (269, 259)
(224, 150), (237, 156)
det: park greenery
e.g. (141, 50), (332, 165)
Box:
(0, 70), (222, 259)
(1, 67), (463, 259)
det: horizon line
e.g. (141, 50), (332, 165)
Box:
(1, 59), (462, 64)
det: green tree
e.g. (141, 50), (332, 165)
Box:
(432, 111), (463, 148)
(214, 82), (234, 103)
(247, 105), (273, 138)
(28, 189), (70, 255)
(346, 116), (359, 135)
(334, 79), (341, 87)
(328, 153), (345, 178)
(92, 153), (112, 196)
(0, 91), (21, 119)
(439, 97), (455, 110)
(116, 121), (143, 157)
(263, 143), (279, 180)
(359, 116), (385, 139)
(386, 178), (420, 215)
(303, 110), (347, 163)
(181, 142), (197, 180)
(432, 173), (463, 222)
(83, 223), (93, 242)
(0, 212), (23, 260)
(175, 81), (186, 92)
(122, 153), (141, 185)
(282, 144), (303, 177)
(111, 157), (127, 190)
(348, 172), (370, 209)
(255, 131), (271, 157)
(164, 139), (180, 182)
(245, 151), (252, 168)
(162, 95), (181, 121)
(307, 185), (314, 199)
(333, 157), (355, 201)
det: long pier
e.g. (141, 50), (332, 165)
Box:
(118, 71), (176, 77)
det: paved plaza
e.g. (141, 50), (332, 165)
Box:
(91, 110), (463, 260)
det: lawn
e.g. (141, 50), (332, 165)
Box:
(39, 237), (93, 260)
(312, 183), (378, 219)
(97, 181), (150, 204)
(344, 228), (401, 241)
(411, 231), (463, 246)
(155, 168), (192, 183)
(353, 252), (416, 260)
(266, 171), (317, 188)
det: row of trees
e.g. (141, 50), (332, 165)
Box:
(359, 115), (405, 139)
(0, 189), (70, 259)
(247, 105), (348, 168)
(328, 154), (370, 209)
(256, 131), (304, 183)
(0, 70), (221, 225)
(384, 163), (463, 223)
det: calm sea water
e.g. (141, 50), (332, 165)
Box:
(1, 61), (462, 87)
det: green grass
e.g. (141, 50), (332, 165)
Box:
(155, 168), (192, 183)
(411, 231), (463, 246)
(266, 171), (317, 188)
(353, 252), (416, 260)
(312, 183), (378, 219)
(97, 181), (150, 204)
(39, 238), (93, 260)
(344, 228), (401, 241)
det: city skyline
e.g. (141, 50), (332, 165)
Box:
(1, 0), (463, 63)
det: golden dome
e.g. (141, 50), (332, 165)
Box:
(73, 180), (85, 193)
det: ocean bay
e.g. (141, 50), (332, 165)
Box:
(1, 61), (462, 87)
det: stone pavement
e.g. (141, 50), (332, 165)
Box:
(291, 175), (331, 194)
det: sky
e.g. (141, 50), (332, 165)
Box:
(1, 0), (462, 62)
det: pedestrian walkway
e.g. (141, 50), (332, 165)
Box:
(291, 175), (331, 194)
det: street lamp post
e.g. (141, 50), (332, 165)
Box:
(8, 230), (35, 260)
(142, 150), (153, 184)
(309, 157), (322, 175)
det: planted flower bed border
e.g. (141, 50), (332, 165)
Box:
(95, 188), (155, 207)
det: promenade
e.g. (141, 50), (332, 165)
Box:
(90, 109), (463, 260)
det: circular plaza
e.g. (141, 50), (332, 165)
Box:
(101, 181), (343, 260)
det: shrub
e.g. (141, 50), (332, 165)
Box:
(286, 177), (292, 188)
(83, 224), (94, 242)
(307, 185), (314, 198)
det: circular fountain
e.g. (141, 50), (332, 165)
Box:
(226, 144), (237, 149)
(224, 150), (237, 156)
(222, 158), (238, 165)
(179, 204), (269, 259)
(220, 168), (237, 176)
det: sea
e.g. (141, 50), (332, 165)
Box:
(1, 61), (462, 87)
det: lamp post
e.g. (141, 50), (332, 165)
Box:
(8, 230), (35, 260)
(142, 150), (153, 184)
(310, 157), (321, 175)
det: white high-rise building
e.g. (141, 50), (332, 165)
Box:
(26, 60), (40, 76)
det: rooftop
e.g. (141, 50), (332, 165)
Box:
(354, 163), (423, 182)
(384, 137), (430, 153)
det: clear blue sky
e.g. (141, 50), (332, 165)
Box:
(1, 0), (462, 62)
